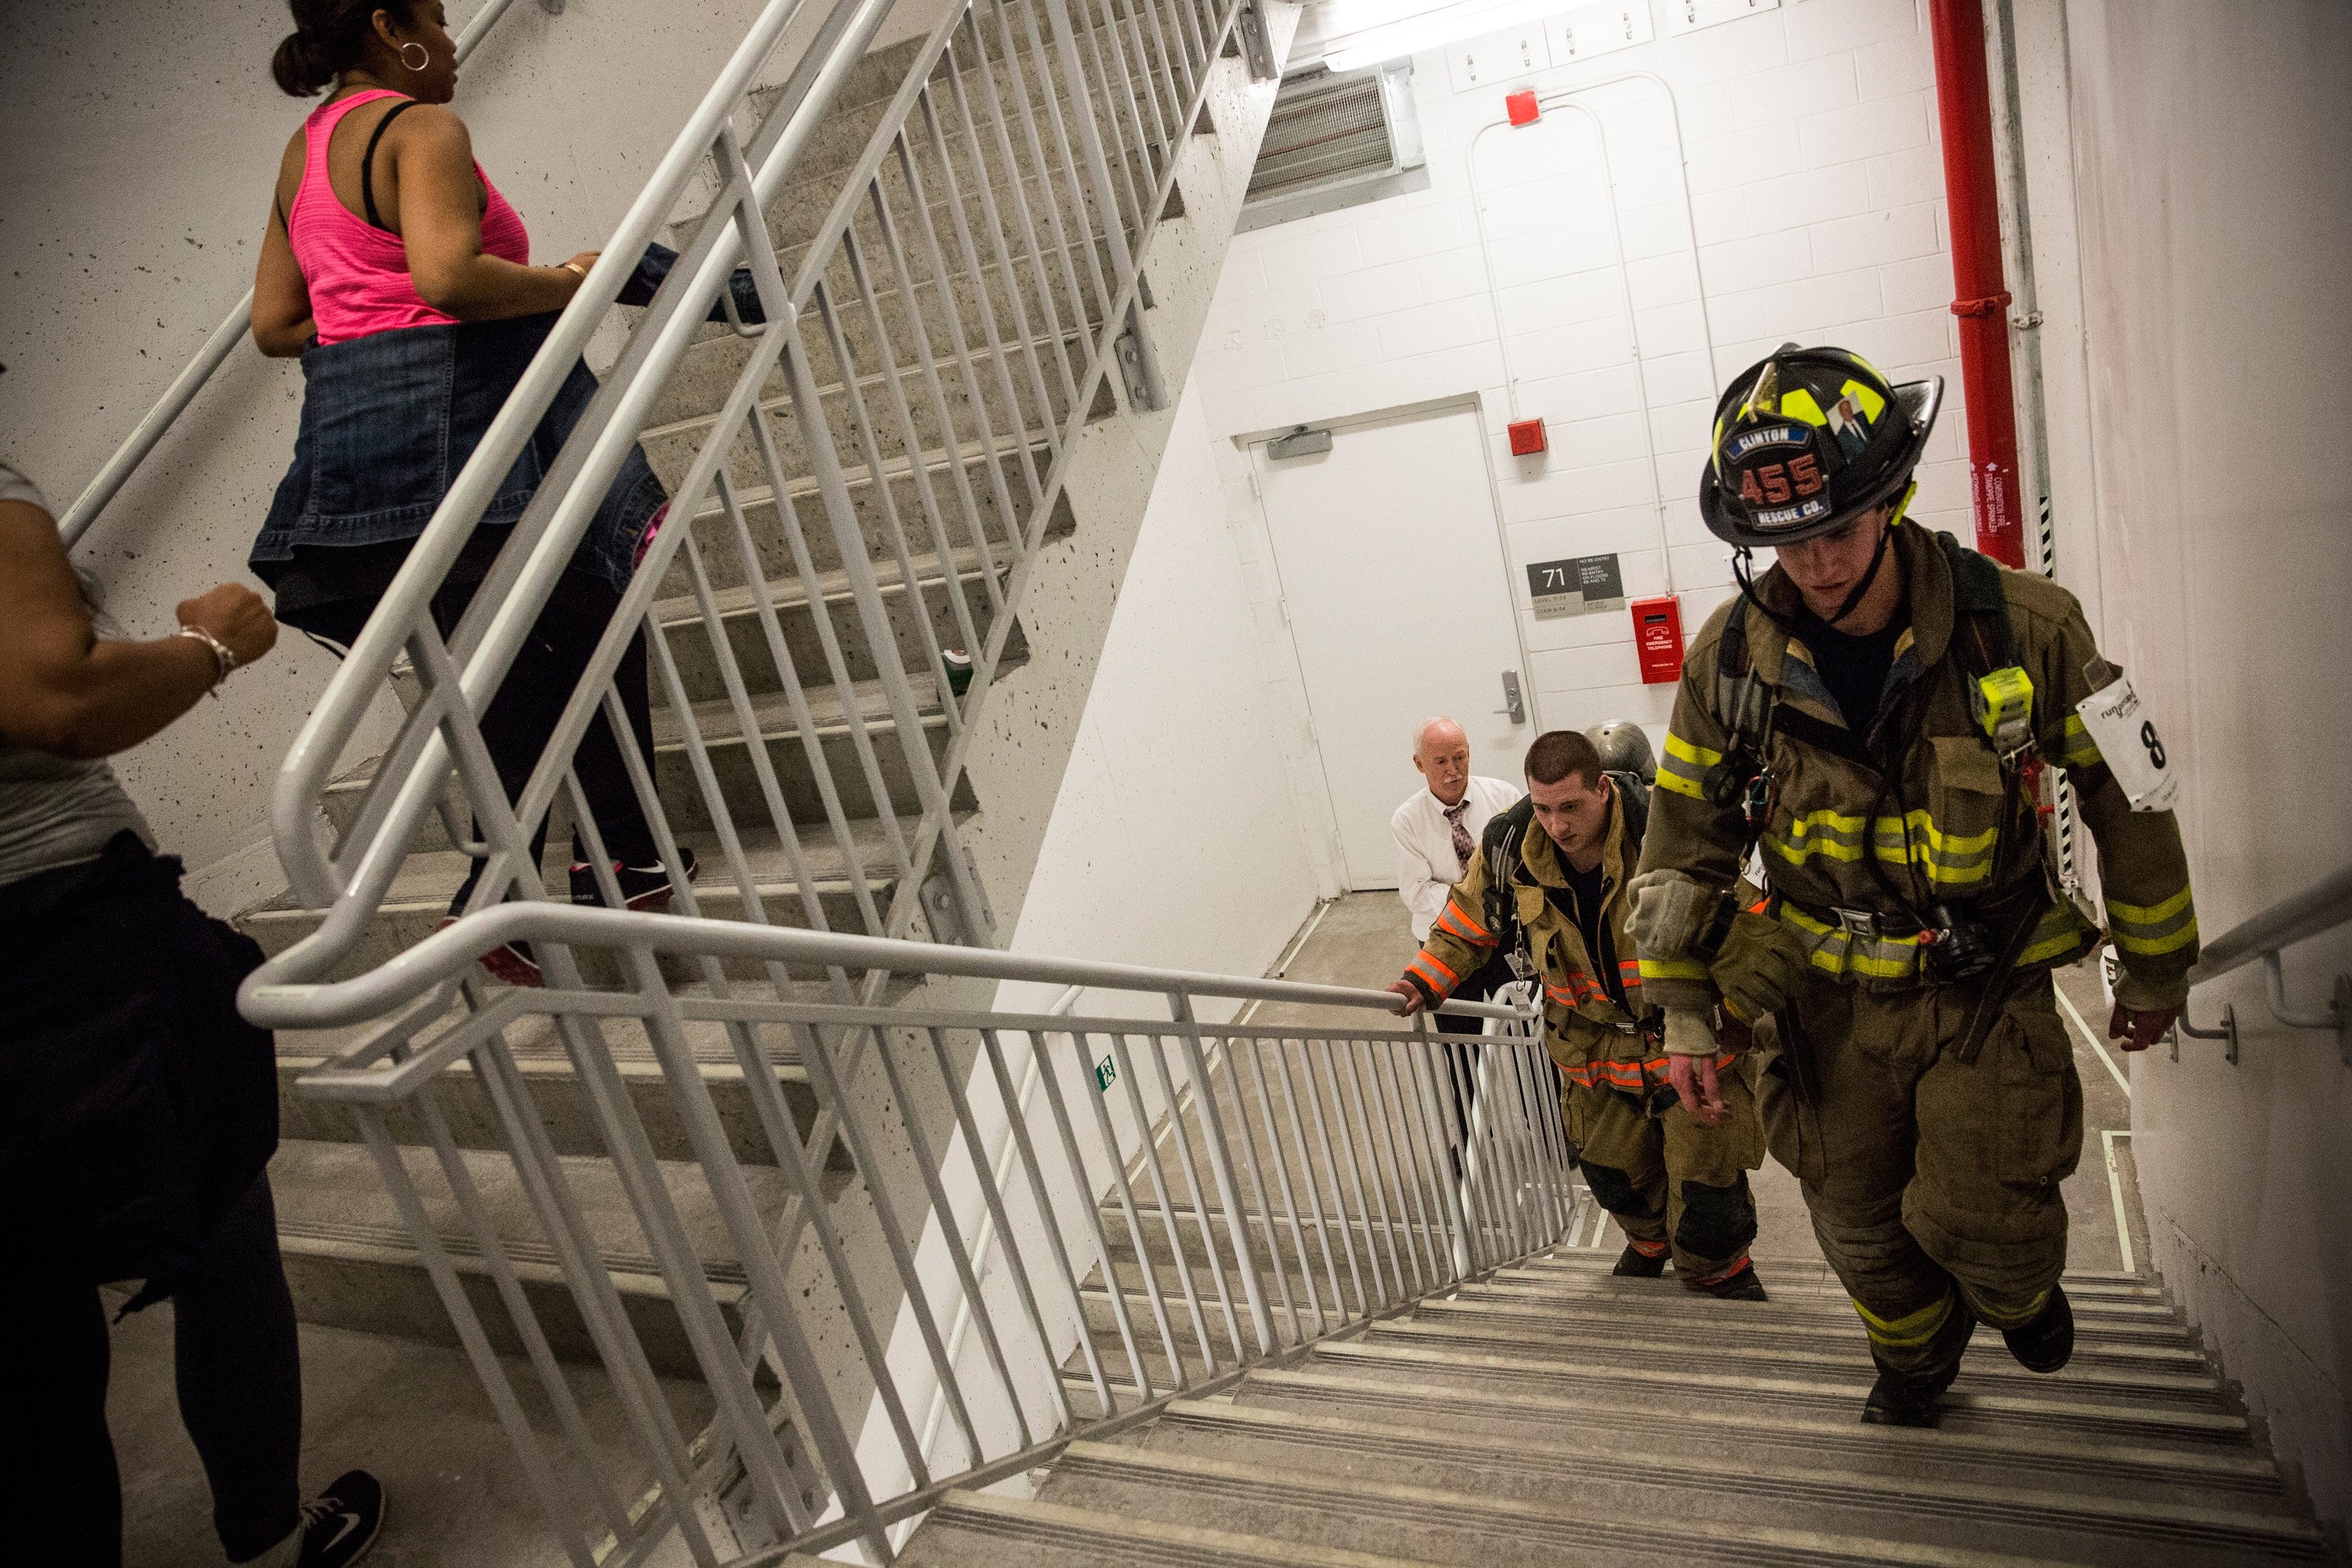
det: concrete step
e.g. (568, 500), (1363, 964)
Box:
(272, 993), (851, 1170)
(240, 815), (922, 983)
(1515, 1246), (2171, 1303)
(898, 1489), (1449, 1568)
(267, 1137), (797, 1381)
(1231, 1364), (2291, 1512)
(1187, 1385), (2313, 1559)
(1303, 1338), (2255, 1452)
(1036, 1439), (2122, 1568)
(656, 432), (1069, 597)
(1471, 1269), (2196, 1338)
(640, 326), (1081, 510)
(1391, 1299), (2227, 1406)
(651, 546), (1025, 709)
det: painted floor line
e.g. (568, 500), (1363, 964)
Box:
(2057, 985), (2132, 1098)
(2102, 1128), (2137, 1275)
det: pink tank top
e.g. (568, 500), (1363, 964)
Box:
(289, 89), (532, 347)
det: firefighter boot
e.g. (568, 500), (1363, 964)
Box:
(1613, 1240), (1669, 1277)
(1860, 1293), (1977, 1428)
(1688, 1261), (1769, 1301)
(2001, 1285), (2074, 1373)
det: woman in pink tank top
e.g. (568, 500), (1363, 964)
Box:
(249, 0), (692, 987)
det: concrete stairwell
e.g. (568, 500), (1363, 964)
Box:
(888, 1243), (2334, 1567)
(228, 3), (1294, 1388)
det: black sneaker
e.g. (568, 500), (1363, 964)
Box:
(2002, 1285), (2074, 1373)
(1687, 1262), (1769, 1301)
(1860, 1298), (1977, 1428)
(1611, 1243), (1669, 1278)
(435, 915), (542, 989)
(294, 1468), (384, 1566)
(570, 848), (699, 911)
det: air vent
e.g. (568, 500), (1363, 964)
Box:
(1239, 60), (1427, 232)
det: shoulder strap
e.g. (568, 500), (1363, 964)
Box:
(1605, 770), (1649, 852)
(1933, 529), (2018, 677)
(1479, 796), (1536, 952)
(361, 98), (422, 232)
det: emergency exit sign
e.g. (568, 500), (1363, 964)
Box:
(1527, 553), (1624, 618)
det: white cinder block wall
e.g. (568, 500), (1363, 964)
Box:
(1194, 0), (1971, 778)
(2052, 0), (2352, 1530)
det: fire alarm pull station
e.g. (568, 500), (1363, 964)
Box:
(1632, 595), (1684, 684)
(1507, 416), (1548, 456)
(1504, 89), (1540, 126)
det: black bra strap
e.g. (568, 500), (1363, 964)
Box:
(360, 98), (421, 232)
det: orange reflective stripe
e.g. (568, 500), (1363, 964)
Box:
(1440, 898), (1492, 941)
(1408, 952), (1458, 993)
(1560, 1051), (1739, 1090)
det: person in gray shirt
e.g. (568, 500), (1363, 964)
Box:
(1, 459), (383, 1566)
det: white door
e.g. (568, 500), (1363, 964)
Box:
(1253, 403), (1534, 889)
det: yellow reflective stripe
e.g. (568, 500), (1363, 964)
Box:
(2112, 916), (2199, 957)
(2020, 905), (2096, 967)
(1765, 808), (1998, 886)
(2107, 886), (2193, 926)
(1841, 376), (1888, 423)
(1656, 768), (1707, 801)
(1854, 1290), (1952, 1348)
(1778, 904), (1926, 979)
(2107, 884), (2198, 956)
(2059, 712), (2103, 768)
(1638, 955), (1708, 982)
(1657, 731), (1720, 800)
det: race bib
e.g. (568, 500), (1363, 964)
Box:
(2075, 673), (2178, 812)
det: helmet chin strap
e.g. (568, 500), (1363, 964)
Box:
(1735, 480), (1918, 632)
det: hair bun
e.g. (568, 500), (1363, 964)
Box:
(270, 28), (332, 96)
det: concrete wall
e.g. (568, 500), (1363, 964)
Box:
(1191, 0), (1975, 847)
(2053, 0), (2352, 1529)
(996, 372), (1323, 1018)
(0, 0), (953, 913)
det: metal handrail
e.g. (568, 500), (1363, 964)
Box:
(246, 0), (1270, 1004)
(272, 910), (1555, 1562)
(53, 0), (539, 551)
(2176, 863), (2352, 1065)
(243, 899), (1526, 1033)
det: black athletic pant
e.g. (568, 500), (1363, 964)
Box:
(5, 1176), (303, 1566)
(300, 564), (662, 892)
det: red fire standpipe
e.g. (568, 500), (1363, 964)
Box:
(1926, 0), (2027, 568)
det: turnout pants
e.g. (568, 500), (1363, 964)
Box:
(1756, 969), (2083, 1374)
(1563, 1070), (1763, 1283)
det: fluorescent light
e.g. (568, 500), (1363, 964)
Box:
(1319, 0), (1556, 71)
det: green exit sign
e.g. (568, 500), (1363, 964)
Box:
(1094, 1055), (1116, 1093)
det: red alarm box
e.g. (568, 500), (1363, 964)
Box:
(1505, 89), (1540, 127)
(1506, 416), (1548, 456)
(1632, 595), (1684, 684)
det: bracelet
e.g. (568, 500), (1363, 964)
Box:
(561, 260), (589, 279)
(175, 624), (238, 689)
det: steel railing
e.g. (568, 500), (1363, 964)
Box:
(246, 0), (1275, 995)
(2172, 864), (2352, 1067)
(53, 0), (541, 551)
(249, 909), (1563, 1563)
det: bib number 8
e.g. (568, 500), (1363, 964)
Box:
(2075, 672), (2180, 812)
(2140, 720), (2166, 771)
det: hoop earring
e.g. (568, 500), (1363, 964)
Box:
(400, 41), (430, 71)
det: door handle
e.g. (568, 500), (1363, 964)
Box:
(1494, 670), (1526, 724)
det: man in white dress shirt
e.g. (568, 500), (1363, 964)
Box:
(1392, 717), (1523, 1033)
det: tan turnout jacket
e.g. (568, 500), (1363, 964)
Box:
(1637, 523), (2197, 1012)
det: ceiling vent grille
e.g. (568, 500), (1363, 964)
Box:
(1240, 60), (1426, 232)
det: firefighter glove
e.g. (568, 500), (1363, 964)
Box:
(1710, 910), (1807, 1027)
(1663, 1007), (1719, 1057)
(1628, 869), (1711, 960)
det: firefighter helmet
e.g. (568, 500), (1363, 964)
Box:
(1697, 346), (1940, 548)
(1584, 720), (1655, 785)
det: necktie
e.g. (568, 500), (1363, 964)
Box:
(1444, 799), (1473, 876)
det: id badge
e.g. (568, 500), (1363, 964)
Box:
(2075, 672), (2179, 812)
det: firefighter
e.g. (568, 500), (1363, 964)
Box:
(1388, 729), (1769, 1300)
(1630, 345), (2194, 1425)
